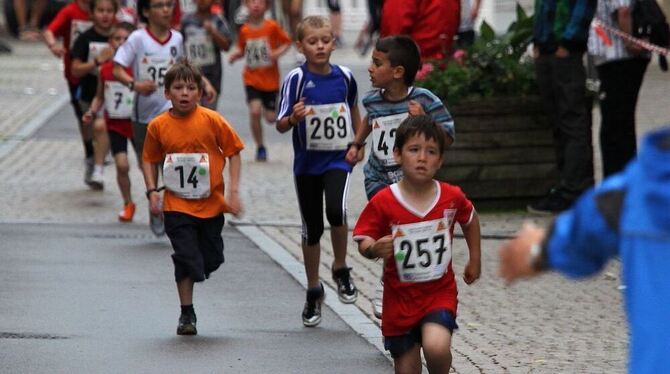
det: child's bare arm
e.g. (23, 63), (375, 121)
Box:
(461, 212), (482, 284)
(204, 20), (232, 51)
(346, 115), (371, 164)
(270, 42), (291, 61)
(142, 160), (161, 215)
(83, 75), (105, 125)
(226, 152), (242, 217)
(228, 48), (243, 63)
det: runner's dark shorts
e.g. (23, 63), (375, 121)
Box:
(245, 85), (278, 111)
(164, 212), (225, 283)
(108, 130), (135, 156)
(384, 309), (458, 358)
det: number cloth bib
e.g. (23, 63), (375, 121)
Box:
(104, 81), (134, 119)
(185, 29), (215, 67)
(88, 42), (108, 62)
(305, 102), (353, 151)
(371, 112), (409, 166)
(244, 38), (271, 69)
(139, 55), (174, 87)
(163, 153), (211, 199)
(70, 20), (93, 48)
(392, 218), (452, 283)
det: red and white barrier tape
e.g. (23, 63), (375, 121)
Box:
(592, 19), (670, 56)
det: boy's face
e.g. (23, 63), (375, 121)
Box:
(92, 0), (115, 29)
(143, 0), (174, 29)
(246, 0), (267, 19)
(165, 78), (202, 115)
(393, 134), (443, 183)
(110, 28), (130, 50)
(296, 25), (335, 66)
(368, 49), (404, 89)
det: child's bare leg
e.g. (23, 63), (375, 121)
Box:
(263, 108), (276, 125)
(114, 152), (132, 204)
(248, 99), (264, 148)
(421, 323), (453, 374)
(330, 224), (348, 270)
(393, 344), (422, 374)
(302, 241), (321, 289)
(177, 277), (194, 305)
(92, 118), (109, 167)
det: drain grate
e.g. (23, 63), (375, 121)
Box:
(0, 332), (69, 340)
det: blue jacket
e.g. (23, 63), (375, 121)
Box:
(533, 0), (597, 54)
(545, 127), (670, 373)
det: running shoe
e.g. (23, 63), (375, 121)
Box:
(302, 283), (324, 327)
(256, 146), (267, 162)
(84, 157), (94, 187)
(176, 310), (197, 335)
(149, 200), (165, 237)
(89, 167), (104, 190)
(372, 280), (383, 319)
(332, 266), (358, 304)
(118, 202), (136, 222)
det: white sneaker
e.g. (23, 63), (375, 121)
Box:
(149, 200), (165, 237)
(84, 157), (94, 187)
(88, 166), (104, 190)
(372, 280), (383, 319)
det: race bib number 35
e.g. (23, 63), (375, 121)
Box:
(139, 56), (174, 87)
(163, 153), (211, 199)
(305, 103), (352, 151)
(371, 112), (409, 166)
(393, 218), (452, 283)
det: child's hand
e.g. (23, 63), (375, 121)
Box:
(97, 47), (114, 64)
(373, 235), (394, 259)
(202, 80), (217, 103)
(203, 20), (214, 34)
(463, 259), (481, 285)
(82, 110), (94, 125)
(135, 80), (157, 95)
(227, 191), (242, 218)
(228, 52), (241, 64)
(292, 98), (307, 122)
(345, 146), (359, 165)
(149, 193), (162, 216)
(408, 100), (425, 116)
(48, 44), (65, 58)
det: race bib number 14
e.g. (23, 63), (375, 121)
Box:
(163, 153), (211, 199)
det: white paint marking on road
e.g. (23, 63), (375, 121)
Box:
(0, 94), (69, 160)
(236, 224), (390, 361)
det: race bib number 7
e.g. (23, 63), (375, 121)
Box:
(393, 218), (452, 283)
(163, 153), (211, 199)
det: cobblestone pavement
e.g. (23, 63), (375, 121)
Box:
(2, 38), (669, 373)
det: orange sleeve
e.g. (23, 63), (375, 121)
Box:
(236, 26), (247, 50)
(272, 21), (292, 47)
(217, 117), (245, 158)
(142, 120), (165, 163)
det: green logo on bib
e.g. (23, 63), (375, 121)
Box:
(395, 251), (406, 262)
(198, 167), (206, 176)
(330, 110), (339, 119)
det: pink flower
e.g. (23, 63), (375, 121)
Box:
(415, 62), (435, 81)
(453, 49), (467, 65)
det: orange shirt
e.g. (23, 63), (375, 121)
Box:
(143, 106), (244, 218)
(237, 19), (292, 91)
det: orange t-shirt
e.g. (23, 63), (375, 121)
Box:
(237, 19), (292, 91)
(143, 106), (244, 218)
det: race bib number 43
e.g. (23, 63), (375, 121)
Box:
(163, 153), (211, 199)
(305, 103), (352, 151)
(371, 112), (409, 166)
(393, 218), (452, 283)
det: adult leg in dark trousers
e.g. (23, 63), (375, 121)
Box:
(531, 53), (594, 213)
(597, 57), (649, 177)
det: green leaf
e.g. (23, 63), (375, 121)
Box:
(480, 21), (496, 42)
(516, 2), (528, 21)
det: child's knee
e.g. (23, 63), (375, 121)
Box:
(263, 110), (276, 123)
(115, 155), (130, 174)
(248, 101), (262, 117)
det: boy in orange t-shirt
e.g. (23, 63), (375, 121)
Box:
(142, 61), (244, 336)
(229, 0), (291, 161)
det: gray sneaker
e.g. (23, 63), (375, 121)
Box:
(84, 157), (94, 187)
(302, 283), (325, 327)
(149, 200), (165, 237)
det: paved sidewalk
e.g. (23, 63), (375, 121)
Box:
(1, 37), (669, 372)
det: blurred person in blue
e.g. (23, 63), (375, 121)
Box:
(499, 126), (670, 374)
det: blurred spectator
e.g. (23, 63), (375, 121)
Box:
(14, 0), (47, 41)
(455, 0), (481, 48)
(380, 0), (460, 61)
(280, 0), (301, 37)
(353, 0), (382, 55)
(588, 0), (649, 177)
(325, 0), (342, 45)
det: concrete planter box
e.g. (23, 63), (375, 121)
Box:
(436, 96), (558, 209)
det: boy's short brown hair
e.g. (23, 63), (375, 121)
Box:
(393, 115), (447, 156)
(375, 35), (421, 86)
(164, 60), (203, 91)
(296, 15), (332, 41)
